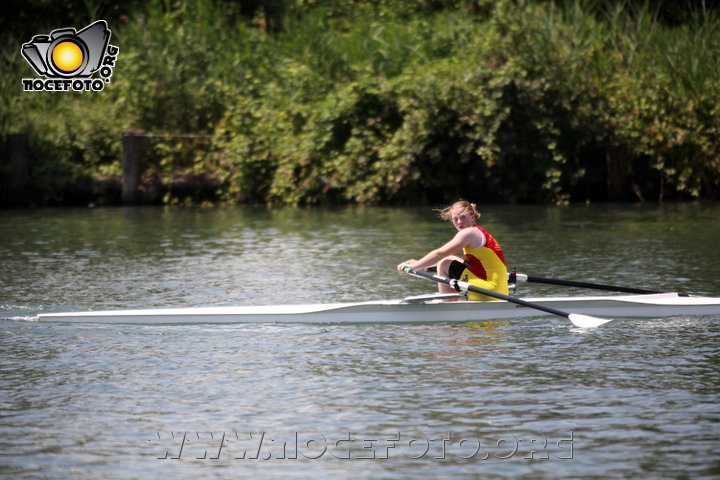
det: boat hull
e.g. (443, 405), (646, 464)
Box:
(36, 293), (720, 325)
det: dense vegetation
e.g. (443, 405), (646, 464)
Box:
(2, 0), (718, 205)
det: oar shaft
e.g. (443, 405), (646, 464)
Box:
(514, 273), (661, 294)
(403, 267), (613, 328)
(404, 267), (573, 318)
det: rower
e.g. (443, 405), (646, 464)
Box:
(396, 200), (509, 301)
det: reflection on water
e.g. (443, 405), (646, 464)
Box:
(1, 203), (719, 479)
(440, 321), (512, 351)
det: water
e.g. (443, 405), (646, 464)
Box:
(1, 203), (719, 479)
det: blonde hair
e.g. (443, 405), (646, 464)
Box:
(438, 200), (481, 221)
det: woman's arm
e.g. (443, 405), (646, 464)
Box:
(396, 227), (482, 271)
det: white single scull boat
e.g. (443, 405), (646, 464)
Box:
(37, 292), (720, 326)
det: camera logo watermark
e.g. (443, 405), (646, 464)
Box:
(21, 20), (119, 92)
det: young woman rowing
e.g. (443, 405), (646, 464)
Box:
(396, 200), (508, 300)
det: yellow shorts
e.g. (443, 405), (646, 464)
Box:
(449, 260), (508, 301)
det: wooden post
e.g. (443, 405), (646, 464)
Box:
(606, 143), (628, 201)
(2, 133), (30, 204)
(122, 131), (144, 204)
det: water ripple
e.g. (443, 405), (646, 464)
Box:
(2, 205), (720, 479)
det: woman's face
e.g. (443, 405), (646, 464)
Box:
(451, 208), (475, 231)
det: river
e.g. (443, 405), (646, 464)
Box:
(1, 202), (719, 479)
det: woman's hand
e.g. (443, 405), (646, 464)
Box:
(396, 259), (418, 272)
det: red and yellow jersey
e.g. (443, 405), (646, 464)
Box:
(462, 225), (509, 300)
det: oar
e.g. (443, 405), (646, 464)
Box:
(511, 272), (661, 294)
(403, 267), (613, 328)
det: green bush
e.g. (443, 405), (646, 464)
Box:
(2, 0), (718, 205)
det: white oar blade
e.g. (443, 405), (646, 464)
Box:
(568, 313), (613, 328)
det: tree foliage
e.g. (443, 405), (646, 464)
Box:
(2, 0), (718, 205)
